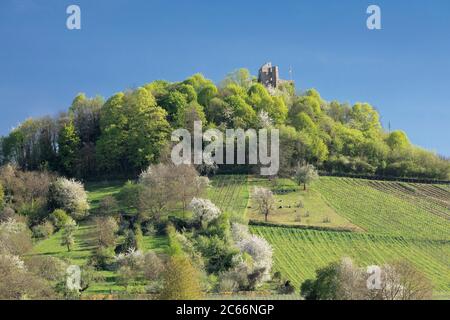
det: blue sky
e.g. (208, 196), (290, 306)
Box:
(0, 0), (449, 155)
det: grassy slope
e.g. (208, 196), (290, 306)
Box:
(31, 175), (450, 298)
(247, 177), (360, 230)
(31, 181), (169, 295)
(31, 175), (245, 296)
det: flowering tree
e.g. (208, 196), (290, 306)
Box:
(189, 198), (221, 227)
(294, 164), (319, 191)
(252, 187), (275, 222)
(49, 177), (90, 220)
(231, 223), (273, 286)
(0, 218), (32, 255)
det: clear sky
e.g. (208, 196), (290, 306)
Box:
(0, 0), (449, 156)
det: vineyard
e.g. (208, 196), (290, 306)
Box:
(207, 175), (249, 220)
(246, 176), (450, 298)
(251, 226), (450, 294)
(312, 177), (450, 240)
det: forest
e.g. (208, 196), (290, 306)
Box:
(1, 68), (449, 181)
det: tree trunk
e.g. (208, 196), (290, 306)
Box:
(265, 213), (268, 222)
(304, 183), (306, 191)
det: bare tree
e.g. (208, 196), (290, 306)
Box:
(378, 260), (433, 300)
(138, 164), (207, 220)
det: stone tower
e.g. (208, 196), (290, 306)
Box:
(258, 62), (294, 89)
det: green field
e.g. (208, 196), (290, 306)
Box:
(247, 177), (360, 230)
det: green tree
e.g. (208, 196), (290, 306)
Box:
(294, 164), (319, 191)
(300, 262), (340, 300)
(293, 112), (317, 132)
(159, 256), (203, 300)
(58, 121), (80, 176)
(198, 84), (218, 108)
(61, 220), (77, 252)
(96, 93), (128, 173)
(386, 131), (410, 150)
(124, 88), (171, 172)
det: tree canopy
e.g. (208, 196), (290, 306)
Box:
(1, 69), (448, 180)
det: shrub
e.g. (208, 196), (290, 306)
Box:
(0, 207), (15, 222)
(218, 278), (239, 293)
(159, 256), (203, 300)
(90, 246), (116, 270)
(142, 252), (165, 281)
(98, 196), (119, 216)
(32, 221), (54, 239)
(115, 248), (145, 271)
(0, 253), (54, 299)
(49, 209), (71, 230)
(232, 223), (273, 286)
(48, 178), (89, 221)
(116, 180), (141, 210)
(94, 216), (118, 248)
(278, 280), (296, 294)
(25, 256), (67, 281)
(0, 183), (4, 209)
(0, 218), (33, 255)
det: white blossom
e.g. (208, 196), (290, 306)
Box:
(258, 110), (273, 128)
(189, 198), (221, 225)
(0, 253), (26, 271)
(50, 177), (89, 220)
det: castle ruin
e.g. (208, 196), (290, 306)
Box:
(258, 62), (294, 89)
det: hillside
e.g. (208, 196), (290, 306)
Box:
(28, 175), (450, 298)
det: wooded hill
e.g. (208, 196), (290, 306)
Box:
(1, 69), (449, 180)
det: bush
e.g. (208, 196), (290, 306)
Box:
(98, 196), (119, 216)
(278, 280), (296, 294)
(94, 216), (118, 248)
(49, 209), (71, 230)
(0, 218), (33, 255)
(0, 183), (4, 209)
(116, 181), (141, 210)
(48, 178), (89, 221)
(90, 246), (116, 270)
(159, 256), (203, 300)
(0, 253), (55, 299)
(32, 221), (54, 239)
(0, 207), (15, 222)
(25, 256), (67, 281)
(143, 252), (165, 281)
